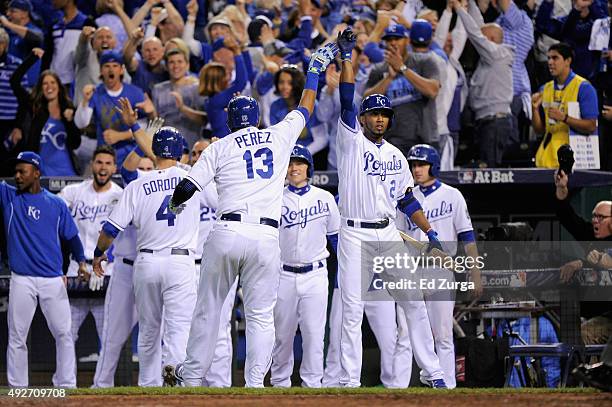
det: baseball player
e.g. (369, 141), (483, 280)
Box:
(335, 28), (447, 388)
(58, 145), (123, 366)
(323, 265), (402, 388)
(190, 139), (239, 388)
(393, 144), (481, 389)
(163, 42), (338, 388)
(92, 132), (156, 387)
(2, 152), (88, 388)
(271, 145), (340, 388)
(93, 126), (200, 387)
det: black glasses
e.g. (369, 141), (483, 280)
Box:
(592, 214), (612, 222)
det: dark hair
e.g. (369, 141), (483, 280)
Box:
(248, 19), (267, 45)
(31, 70), (74, 116)
(93, 145), (116, 163)
(274, 65), (304, 104)
(548, 42), (574, 61)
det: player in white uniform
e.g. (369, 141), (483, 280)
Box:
(394, 144), (481, 388)
(93, 125), (200, 387)
(271, 145), (340, 388)
(58, 146), (123, 366)
(334, 28), (447, 388)
(190, 139), (239, 388)
(323, 257), (400, 388)
(163, 43), (338, 388)
(92, 136), (157, 388)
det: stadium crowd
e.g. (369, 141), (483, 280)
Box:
(0, 0), (609, 176)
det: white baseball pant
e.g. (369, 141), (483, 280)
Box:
(7, 273), (76, 387)
(92, 257), (138, 388)
(322, 287), (397, 387)
(133, 251), (196, 387)
(196, 265), (238, 388)
(393, 300), (456, 388)
(182, 221), (281, 387)
(271, 266), (329, 388)
(338, 223), (444, 387)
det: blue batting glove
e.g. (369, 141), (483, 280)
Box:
(426, 229), (443, 253)
(337, 27), (357, 61)
(308, 43), (339, 75)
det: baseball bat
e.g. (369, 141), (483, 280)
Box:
(397, 230), (456, 271)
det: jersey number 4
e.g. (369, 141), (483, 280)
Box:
(156, 195), (176, 226)
(243, 148), (274, 179)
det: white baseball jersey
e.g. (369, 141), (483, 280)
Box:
(279, 185), (340, 265)
(337, 116), (413, 221)
(397, 180), (473, 256)
(195, 183), (218, 259)
(186, 110), (307, 220)
(107, 166), (199, 251)
(59, 180), (124, 275)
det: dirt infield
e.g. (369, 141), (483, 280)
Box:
(2, 391), (610, 407)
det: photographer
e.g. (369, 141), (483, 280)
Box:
(554, 168), (612, 345)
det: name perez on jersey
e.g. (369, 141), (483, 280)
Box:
(234, 130), (272, 149)
(363, 152), (402, 181)
(281, 200), (330, 228)
(142, 176), (181, 195)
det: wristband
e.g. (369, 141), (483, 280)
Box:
(305, 71), (319, 91)
(563, 113), (569, 123)
(94, 247), (104, 258)
(130, 122), (141, 133)
(133, 145), (145, 157)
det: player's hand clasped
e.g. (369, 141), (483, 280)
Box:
(337, 28), (356, 61)
(308, 43), (339, 75)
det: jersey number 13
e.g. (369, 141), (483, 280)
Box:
(243, 147), (274, 179)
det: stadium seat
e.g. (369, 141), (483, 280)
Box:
(504, 343), (579, 388)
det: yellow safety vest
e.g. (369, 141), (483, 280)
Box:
(535, 74), (588, 168)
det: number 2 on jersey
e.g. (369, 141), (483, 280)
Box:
(243, 147), (274, 179)
(156, 195), (176, 226)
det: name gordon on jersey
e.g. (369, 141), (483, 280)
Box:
(142, 176), (182, 195)
(363, 152), (402, 181)
(281, 199), (330, 228)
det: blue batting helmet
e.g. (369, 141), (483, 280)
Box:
(359, 94), (394, 128)
(290, 144), (314, 178)
(407, 144), (441, 177)
(227, 96), (260, 132)
(152, 126), (183, 159)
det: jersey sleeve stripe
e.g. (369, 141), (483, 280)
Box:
(185, 174), (204, 192)
(339, 117), (358, 134)
(106, 218), (126, 232)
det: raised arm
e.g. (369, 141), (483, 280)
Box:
(299, 42), (339, 117)
(182, 0), (202, 57)
(124, 28), (144, 73)
(338, 28), (358, 127)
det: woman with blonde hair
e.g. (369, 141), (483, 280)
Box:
(198, 36), (248, 138)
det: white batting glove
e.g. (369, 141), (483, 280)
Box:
(89, 273), (104, 291)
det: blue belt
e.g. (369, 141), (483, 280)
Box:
(346, 218), (389, 229)
(283, 261), (324, 274)
(220, 213), (279, 229)
(140, 248), (189, 255)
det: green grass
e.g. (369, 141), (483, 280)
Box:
(54, 387), (600, 396)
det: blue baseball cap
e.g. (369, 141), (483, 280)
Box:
(410, 19), (433, 44)
(13, 151), (42, 170)
(8, 0), (32, 12)
(382, 24), (409, 40)
(99, 50), (124, 66)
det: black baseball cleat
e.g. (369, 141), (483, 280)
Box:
(573, 362), (612, 392)
(163, 364), (184, 387)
